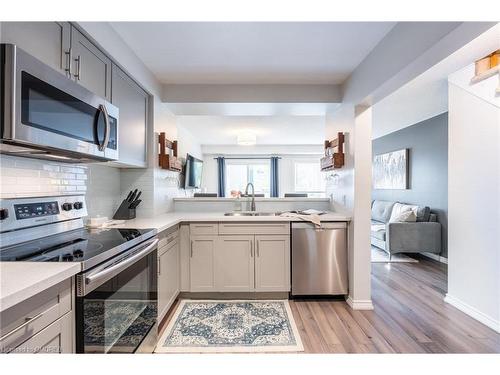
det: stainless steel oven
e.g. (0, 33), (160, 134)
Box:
(0, 44), (119, 162)
(75, 237), (158, 354)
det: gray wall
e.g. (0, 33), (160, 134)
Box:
(372, 113), (448, 257)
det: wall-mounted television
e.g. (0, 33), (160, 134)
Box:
(184, 154), (203, 189)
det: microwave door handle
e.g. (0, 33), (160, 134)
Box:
(97, 104), (110, 151)
(83, 238), (159, 294)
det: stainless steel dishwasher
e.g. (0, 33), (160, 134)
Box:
(291, 222), (348, 296)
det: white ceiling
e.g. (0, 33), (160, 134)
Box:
(165, 102), (339, 116)
(176, 116), (325, 145)
(110, 22), (395, 84)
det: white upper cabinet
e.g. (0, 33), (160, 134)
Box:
(1, 22), (150, 168)
(70, 27), (112, 101)
(0, 22), (71, 76)
(111, 64), (149, 168)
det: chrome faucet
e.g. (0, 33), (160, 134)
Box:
(245, 182), (256, 211)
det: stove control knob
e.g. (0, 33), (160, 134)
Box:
(62, 203), (73, 211)
(73, 249), (84, 258)
(62, 253), (74, 261)
(0, 208), (8, 220)
(73, 202), (84, 210)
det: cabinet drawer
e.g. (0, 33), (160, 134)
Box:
(190, 223), (218, 236)
(9, 312), (73, 354)
(159, 237), (179, 257)
(218, 222), (290, 235)
(0, 279), (72, 353)
(158, 228), (179, 252)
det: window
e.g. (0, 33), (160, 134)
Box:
(225, 160), (270, 197)
(294, 161), (326, 196)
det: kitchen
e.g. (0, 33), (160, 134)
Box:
(1, 13), (498, 372)
(0, 21), (354, 354)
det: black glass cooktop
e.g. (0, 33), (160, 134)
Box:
(0, 228), (155, 269)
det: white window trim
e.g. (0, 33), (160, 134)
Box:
(293, 159), (326, 194)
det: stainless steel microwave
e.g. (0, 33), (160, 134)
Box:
(0, 44), (119, 163)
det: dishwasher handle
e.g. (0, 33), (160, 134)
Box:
(291, 221), (347, 230)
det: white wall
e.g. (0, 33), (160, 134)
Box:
(445, 63), (500, 332)
(325, 104), (373, 310)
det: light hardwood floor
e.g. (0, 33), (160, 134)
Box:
(159, 256), (500, 353)
(290, 256), (500, 353)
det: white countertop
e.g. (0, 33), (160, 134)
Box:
(0, 262), (81, 312)
(110, 211), (351, 232)
(173, 197), (330, 202)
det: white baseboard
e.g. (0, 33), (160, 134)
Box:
(346, 296), (374, 310)
(444, 294), (500, 333)
(422, 252), (448, 264)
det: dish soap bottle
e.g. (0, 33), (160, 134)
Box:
(234, 194), (242, 211)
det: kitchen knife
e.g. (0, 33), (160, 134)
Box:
(129, 199), (142, 209)
(129, 189), (138, 202)
(133, 191), (142, 202)
(125, 190), (133, 202)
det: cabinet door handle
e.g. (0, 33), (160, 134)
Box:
(0, 312), (44, 341)
(64, 48), (72, 77)
(157, 257), (161, 275)
(190, 240), (193, 257)
(74, 55), (81, 80)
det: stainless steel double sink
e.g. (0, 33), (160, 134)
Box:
(223, 212), (279, 216)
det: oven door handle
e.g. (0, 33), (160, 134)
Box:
(82, 238), (158, 293)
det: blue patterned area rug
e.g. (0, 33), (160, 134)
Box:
(155, 300), (304, 353)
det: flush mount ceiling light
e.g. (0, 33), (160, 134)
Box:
(237, 132), (257, 146)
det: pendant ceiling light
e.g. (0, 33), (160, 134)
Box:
(237, 132), (257, 146)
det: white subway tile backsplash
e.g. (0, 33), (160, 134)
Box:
(2, 168), (39, 177)
(1, 176), (17, 185)
(68, 180), (85, 186)
(1, 154), (186, 220)
(0, 155), (90, 199)
(42, 164), (60, 172)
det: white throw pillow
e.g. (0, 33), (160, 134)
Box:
(393, 210), (417, 222)
(389, 203), (418, 223)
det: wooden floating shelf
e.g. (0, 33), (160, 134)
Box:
(321, 132), (345, 171)
(158, 132), (182, 171)
(470, 66), (499, 84)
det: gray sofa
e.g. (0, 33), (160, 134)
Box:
(371, 200), (441, 257)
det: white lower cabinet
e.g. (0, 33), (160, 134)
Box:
(255, 235), (290, 291)
(10, 312), (73, 354)
(189, 236), (217, 292)
(215, 236), (254, 292)
(158, 239), (180, 321)
(0, 279), (74, 354)
(187, 224), (291, 293)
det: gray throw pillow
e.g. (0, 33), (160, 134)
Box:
(416, 206), (431, 222)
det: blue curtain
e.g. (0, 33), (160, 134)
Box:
(216, 157), (226, 197)
(270, 157), (279, 198)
